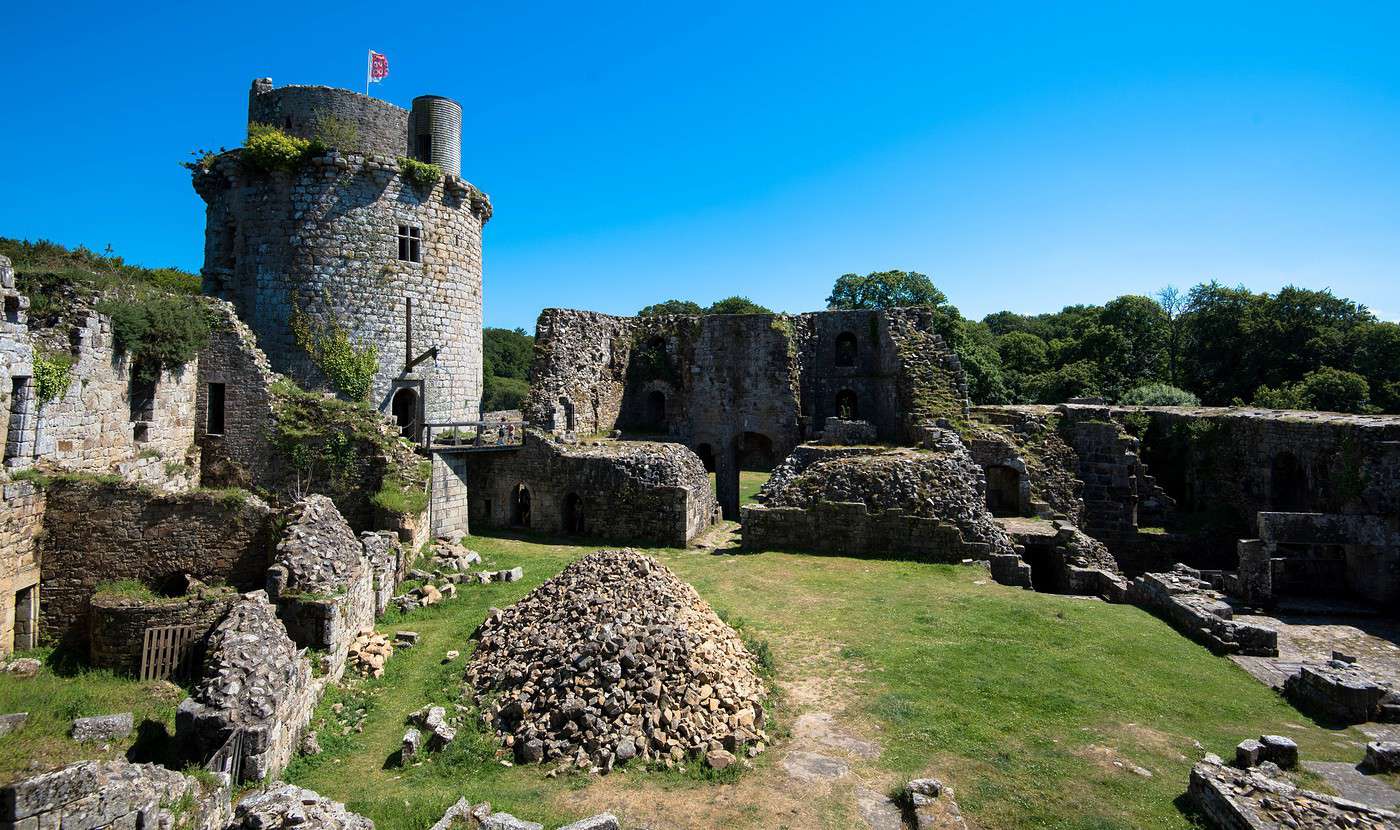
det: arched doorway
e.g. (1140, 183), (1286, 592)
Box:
(1270, 452), (1308, 512)
(510, 484), (532, 528)
(645, 390), (667, 431)
(391, 388), (419, 440)
(563, 492), (585, 536)
(985, 465), (1022, 517)
(835, 389), (859, 420)
(835, 332), (857, 367)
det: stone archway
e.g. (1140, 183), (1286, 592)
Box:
(835, 389), (859, 420)
(985, 465), (1022, 517)
(563, 492), (585, 536)
(391, 387), (419, 440)
(510, 483), (532, 528)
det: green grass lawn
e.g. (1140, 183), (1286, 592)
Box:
(282, 533), (1379, 830)
(0, 650), (189, 782)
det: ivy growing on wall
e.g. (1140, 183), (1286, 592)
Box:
(98, 295), (212, 382)
(289, 297), (379, 401)
(33, 352), (73, 404)
(397, 156), (443, 189)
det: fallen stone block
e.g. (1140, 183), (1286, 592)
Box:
(1364, 741), (1399, 773)
(428, 723), (456, 751)
(401, 728), (421, 765)
(1283, 664), (1395, 725)
(395, 631), (420, 644)
(0, 712), (27, 738)
(902, 777), (967, 830)
(70, 713), (133, 743)
(4, 658), (40, 677)
(496, 567), (524, 583)
(481, 813), (543, 830)
(1259, 734), (1297, 769)
(556, 814), (619, 830)
(1235, 738), (1263, 768)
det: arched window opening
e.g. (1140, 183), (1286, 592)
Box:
(391, 388), (419, 440)
(510, 484), (532, 528)
(835, 389), (859, 420)
(834, 332), (857, 367)
(1270, 452), (1308, 512)
(985, 465), (1022, 517)
(563, 492), (585, 536)
(736, 432), (776, 472)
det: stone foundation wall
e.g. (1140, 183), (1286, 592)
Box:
(460, 432), (717, 547)
(741, 500), (992, 562)
(177, 591), (318, 783)
(0, 760), (231, 830)
(1126, 566), (1278, 656)
(38, 480), (278, 646)
(360, 530), (404, 616)
(32, 312), (198, 491)
(0, 477), (43, 657)
(87, 588), (238, 674)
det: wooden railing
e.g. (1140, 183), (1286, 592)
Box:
(422, 420), (524, 450)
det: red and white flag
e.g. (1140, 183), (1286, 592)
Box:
(368, 50), (389, 84)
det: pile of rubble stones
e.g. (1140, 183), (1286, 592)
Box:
(346, 628), (400, 678)
(466, 550), (768, 772)
(390, 539), (523, 614)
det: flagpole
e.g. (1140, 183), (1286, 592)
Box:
(366, 49), (371, 96)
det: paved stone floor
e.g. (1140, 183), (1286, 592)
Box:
(1301, 760), (1400, 810)
(1228, 605), (1400, 691)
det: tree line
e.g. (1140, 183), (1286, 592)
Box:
(636, 270), (1400, 414)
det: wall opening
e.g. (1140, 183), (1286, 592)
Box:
(985, 465), (1022, 517)
(834, 332), (857, 367)
(736, 432), (776, 472)
(391, 387), (420, 440)
(556, 396), (576, 433)
(396, 225), (423, 263)
(835, 389), (859, 420)
(4, 296), (18, 324)
(563, 492), (585, 536)
(510, 484), (532, 528)
(645, 390), (667, 431)
(1270, 451), (1308, 512)
(695, 443), (716, 473)
(13, 584), (37, 651)
(1271, 543), (1348, 598)
(4, 377), (32, 466)
(1024, 543), (1064, 593)
(129, 368), (157, 423)
(206, 382), (226, 436)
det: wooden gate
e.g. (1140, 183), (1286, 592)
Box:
(204, 728), (244, 784)
(139, 624), (198, 682)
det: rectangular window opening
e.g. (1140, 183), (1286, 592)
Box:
(397, 225), (422, 263)
(4, 296), (19, 324)
(206, 382), (226, 436)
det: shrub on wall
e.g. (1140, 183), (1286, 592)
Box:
(243, 123), (317, 172)
(33, 351), (73, 404)
(289, 301), (379, 402)
(99, 295), (212, 382)
(1120, 383), (1201, 406)
(397, 156), (443, 189)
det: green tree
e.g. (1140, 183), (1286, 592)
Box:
(997, 331), (1049, 374)
(638, 299), (704, 317)
(1120, 383), (1200, 406)
(1253, 367), (1371, 413)
(826, 270), (948, 310)
(706, 296), (772, 315)
(481, 327), (534, 412)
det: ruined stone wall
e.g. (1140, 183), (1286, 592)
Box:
(193, 148), (489, 422)
(267, 496), (375, 680)
(28, 312), (198, 491)
(177, 591), (317, 783)
(247, 79), (410, 157)
(742, 500), (992, 562)
(0, 760), (231, 830)
(460, 432), (717, 547)
(968, 407), (1085, 523)
(38, 481), (278, 646)
(1, 255), (37, 469)
(87, 587), (238, 673)
(526, 309), (633, 436)
(197, 301), (279, 489)
(0, 477), (42, 657)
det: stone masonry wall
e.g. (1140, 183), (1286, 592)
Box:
(194, 148), (489, 423)
(1, 254), (37, 469)
(460, 432), (718, 547)
(0, 477), (42, 657)
(247, 79), (410, 157)
(87, 587), (238, 673)
(32, 312), (198, 491)
(39, 480), (278, 646)
(197, 301), (279, 489)
(0, 760), (231, 830)
(266, 496), (375, 680)
(176, 591), (317, 783)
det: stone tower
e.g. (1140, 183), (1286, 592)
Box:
(192, 78), (492, 427)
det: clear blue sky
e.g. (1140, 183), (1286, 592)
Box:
(3, 2), (1398, 329)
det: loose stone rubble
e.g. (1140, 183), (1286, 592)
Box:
(0, 760), (231, 830)
(346, 628), (396, 678)
(428, 798), (619, 830)
(1188, 754), (1398, 829)
(466, 550), (768, 771)
(70, 712), (133, 743)
(1126, 565), (1279, 656)
(228, 783), (373, 830)
(902, 778), (968, 830)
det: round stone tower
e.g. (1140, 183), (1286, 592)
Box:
(193, 79), (492, 428)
